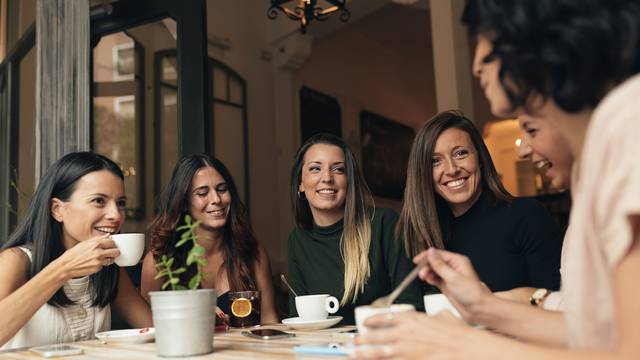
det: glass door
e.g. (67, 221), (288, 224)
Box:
(90, 0), (209, 232)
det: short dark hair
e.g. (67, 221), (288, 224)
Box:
(462, 0), (640, 113)
(398, 110), (512, 256)
(2, 152), (123, 307)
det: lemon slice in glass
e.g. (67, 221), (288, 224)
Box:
(231, 297), (252, 318)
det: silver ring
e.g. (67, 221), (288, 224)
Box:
(382, 345), (394, 356)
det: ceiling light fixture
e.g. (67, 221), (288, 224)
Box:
(268, 0), (350, 34)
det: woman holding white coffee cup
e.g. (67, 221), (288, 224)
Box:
(287, 133), (423, 325)
(0, 152), (152, 350)
(141, 154), (278, 324)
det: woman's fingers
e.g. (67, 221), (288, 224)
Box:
(96, 235), (117, 248)
(100, 247), (120, 260)
(412, 250), (429, 265)
(425, 248), (459, 281)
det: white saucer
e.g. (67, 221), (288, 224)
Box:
(281, 316), (343, 330)
(95, 328), (155, 344)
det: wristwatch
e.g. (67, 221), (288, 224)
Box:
(529, 288), (549, 306)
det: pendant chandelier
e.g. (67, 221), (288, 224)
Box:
(268, 0), (350, 34)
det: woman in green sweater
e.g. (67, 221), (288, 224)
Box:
(287, 133), (423, 325)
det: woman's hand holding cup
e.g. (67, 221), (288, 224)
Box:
(55, 233), (120, 279)
(414, 248), (492, 321)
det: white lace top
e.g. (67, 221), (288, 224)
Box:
(0, 247), (111, 350)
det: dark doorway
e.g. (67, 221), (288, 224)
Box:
(299, 87), (341, 143)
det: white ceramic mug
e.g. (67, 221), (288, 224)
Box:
(423, 293), (461, 318)
(295, 294), (339, 321)
(111, 233), (145, 267)
(354, 304), (415, 334)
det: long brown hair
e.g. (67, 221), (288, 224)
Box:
(398, 110), (512, 256)
(149, 154), (258, 291)
(291, 133), (374, 305)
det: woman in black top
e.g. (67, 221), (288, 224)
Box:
(140, 154), (278, 324)
(398, 110), (562, 291)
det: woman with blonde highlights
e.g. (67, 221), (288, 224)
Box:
(287, 133), (422, 325)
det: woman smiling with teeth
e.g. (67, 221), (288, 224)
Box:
(141, 154), (278, 324)
(398, 110), (562, 293)
(0, 152), (152, 350)
(287, 133), (423, 325)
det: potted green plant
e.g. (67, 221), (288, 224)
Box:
(149, 215), (217, 357)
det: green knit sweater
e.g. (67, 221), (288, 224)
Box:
(287, 208), (424, 325)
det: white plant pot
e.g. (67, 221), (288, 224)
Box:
(149, 289), (217, 357)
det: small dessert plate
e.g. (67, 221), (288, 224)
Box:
(281, 316), (343, 330)
(95, 328), (155, 344)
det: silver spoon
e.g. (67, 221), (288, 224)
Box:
(280, 274), (298, 297)
(371, 260), (427, 308)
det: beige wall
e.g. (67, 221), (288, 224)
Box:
(294, 5), (437, 131)
(293, 4), (437, 212)
(206, 0), (284, 271)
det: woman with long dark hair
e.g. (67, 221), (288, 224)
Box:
(399, 110), (562, 292)
(140, 154), (278, 324)
(287, 133), (423, 325)
(354, 0), (640, 358)
(0, 152), (152, 349)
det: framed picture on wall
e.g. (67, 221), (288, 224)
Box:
(360, 111), (415, 200)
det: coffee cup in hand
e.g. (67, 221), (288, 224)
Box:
(355, 304), (415, 334)
(295, 294), (339, 321)
(111, 233), (145, 267)
(423, 293), (461, 318)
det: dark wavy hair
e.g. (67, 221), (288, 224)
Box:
(149, 154), (258, 292)
(1, 152), (122, 307)
(462, 0), (640, 113)
(398, 110), (513, 256)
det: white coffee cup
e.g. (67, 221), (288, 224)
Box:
(355, 304), (415, 334)
(423, 294), (461, 318)
(295, 294), (340, 321)
(111, 233), (145, 267)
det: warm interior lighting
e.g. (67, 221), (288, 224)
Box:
(515, 138), (522, 147)
(268, 0), (350, 34)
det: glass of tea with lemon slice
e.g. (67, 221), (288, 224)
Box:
(229, 290), (260, 327)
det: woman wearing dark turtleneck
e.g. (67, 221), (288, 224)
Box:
(287, 134), (423, 325)
(399, 111), (562, 293)
(287, 207), (422, 324)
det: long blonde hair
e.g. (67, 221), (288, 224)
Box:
(291, 134), (374, 305)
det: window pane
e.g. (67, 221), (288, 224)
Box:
(93, 32), (135, 83)
(162, 57), (177, 86)
(229, 77), (243, 105)
(214, 104), (245, 202)
(159, 85), (178, 193)
(212, 66), (227, 101)
(93, 95), (142, 218)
